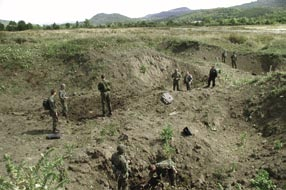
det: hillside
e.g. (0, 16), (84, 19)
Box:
(236, 0), (286, 8)
(0, 26), (285, 190)
(89, 13), (132, 25)
(143, 7), (192, 20)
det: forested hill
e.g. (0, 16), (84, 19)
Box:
(235, 0), (286, 8)
(89, 13), (132, 25)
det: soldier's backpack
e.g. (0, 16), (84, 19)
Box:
(161, 92), (173, 105)
(43, 99), (50, 110)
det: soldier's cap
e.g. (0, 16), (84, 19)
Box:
(61, 83), (66, 88)
(117, 144), (125, 154)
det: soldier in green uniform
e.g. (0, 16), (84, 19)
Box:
(171, 69), (181, 91)
(59, 83), (68, 119)
(146, 159), (177, 188)
(48, 89), (59, 133)
(98, 74), (112, 116)
(111, 144), (129, 190)
(231, 52), (237, 69)
(221, 50), (227, 63)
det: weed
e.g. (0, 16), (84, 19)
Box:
(140, 64), (147, 74)
(0, 148), (70, 190)
(274, 140), (283, 150)
(228, 34), (247, 44)
(250, 169), (276, 190)
(160, 124), (173, 144)
(217, 183), (224, 190)
(162, 142), (176, 159)
(238, 132), (247, 147)
(160, 124), (175, 159)
(235, 183), (242, 190)
(100, 124), (118, 137)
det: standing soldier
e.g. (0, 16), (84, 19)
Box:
(206, 66), (218, 88)
(222, 50), (227, 63)
(98, 74), (112, 117)
(48, 89), (59, 133)
(59, 83), (68, 119)
(171, 69), (181, 91)
(231, 52), (237, 69)
(184, 71), (193, 91)
(111, 144), (129, 190)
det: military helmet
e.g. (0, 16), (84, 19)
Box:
(117, 144), (125, 154)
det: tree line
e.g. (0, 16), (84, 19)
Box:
(1, 10), (285, 31)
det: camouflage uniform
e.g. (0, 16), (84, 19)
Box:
(48, 94), (58, 133)
(222, 51), (227, 63)
(59, 85), (68, 118)
(98, 78), (112, 116)
(148, 159), (177, 187)
(171, 69), (181, 91)
(207, 66), (218, 88)
(231, 52), (237, 69)
(184, 72), (193, 91)
(111, 145), (129, 190)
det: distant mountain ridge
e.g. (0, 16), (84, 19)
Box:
(89, 13), (132, 25)
(143, 7), (192, 20)
(235, 0), (286, 8)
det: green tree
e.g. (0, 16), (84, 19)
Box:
(26, 23), (33, 29)
(65, 23), (71, 29)
(52, 23), (60, 29)
(0, 23), (4, 31)
(83, 19), (91, 28)
(17, 20), (27, 31)
(6, 21), (17, 31)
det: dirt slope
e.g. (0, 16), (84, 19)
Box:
(0, 28), (285, 190)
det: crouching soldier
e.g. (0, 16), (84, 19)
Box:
(146, 159), (177, 188)
(111, 144), (129, 190)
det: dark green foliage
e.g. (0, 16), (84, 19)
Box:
(0, 23), (4, 31)
(250, 169), (276, 190)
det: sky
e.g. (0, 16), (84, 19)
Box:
(0, 0), (256, 25)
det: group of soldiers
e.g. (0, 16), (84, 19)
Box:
(111, 144), (177, 190)
(222, 50), (238, 69)
(45, 49), (238, 189)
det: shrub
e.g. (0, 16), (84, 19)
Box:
(160, 124), (173, 144)
(250, 169), (276, 190)
(274, 140), (283, 150)
(0, 148), (70, 190)
(228, 34), (247, 44)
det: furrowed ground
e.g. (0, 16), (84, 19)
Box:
(0, 26), (285, 190)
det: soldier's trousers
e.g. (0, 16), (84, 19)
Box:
(186, 83), (191, 91)
(207, 77), (216, 87)
(50, 112), (58, 132)
(173, 80), (180, 91)
(118, 176), (128, 190)
(60, 100), (68, 118)
(101, 92), (112, 115)
(232, 61), (237, 69)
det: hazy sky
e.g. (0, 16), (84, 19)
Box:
(0, 0), (255, 24)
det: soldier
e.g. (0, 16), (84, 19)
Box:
(146, 159), (177, 188)
(184, 71), (193, 91)
(59, 83), (68, 119)
(98, 74), (112, 116)
(231, 52), (237, 69)
(171, 69), (181, 91)
(206, 66), (218, 88)
(222, 50), (227, 63)
(48, 89), (59, 133)
(111, 144), (129, 190)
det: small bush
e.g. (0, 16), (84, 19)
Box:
(160, 124), (173, 144)
(274, 140), (283, 150)
(0, 148), (70, 190)
(228, 34), (247, 44)
(250, 169), (276, 190)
